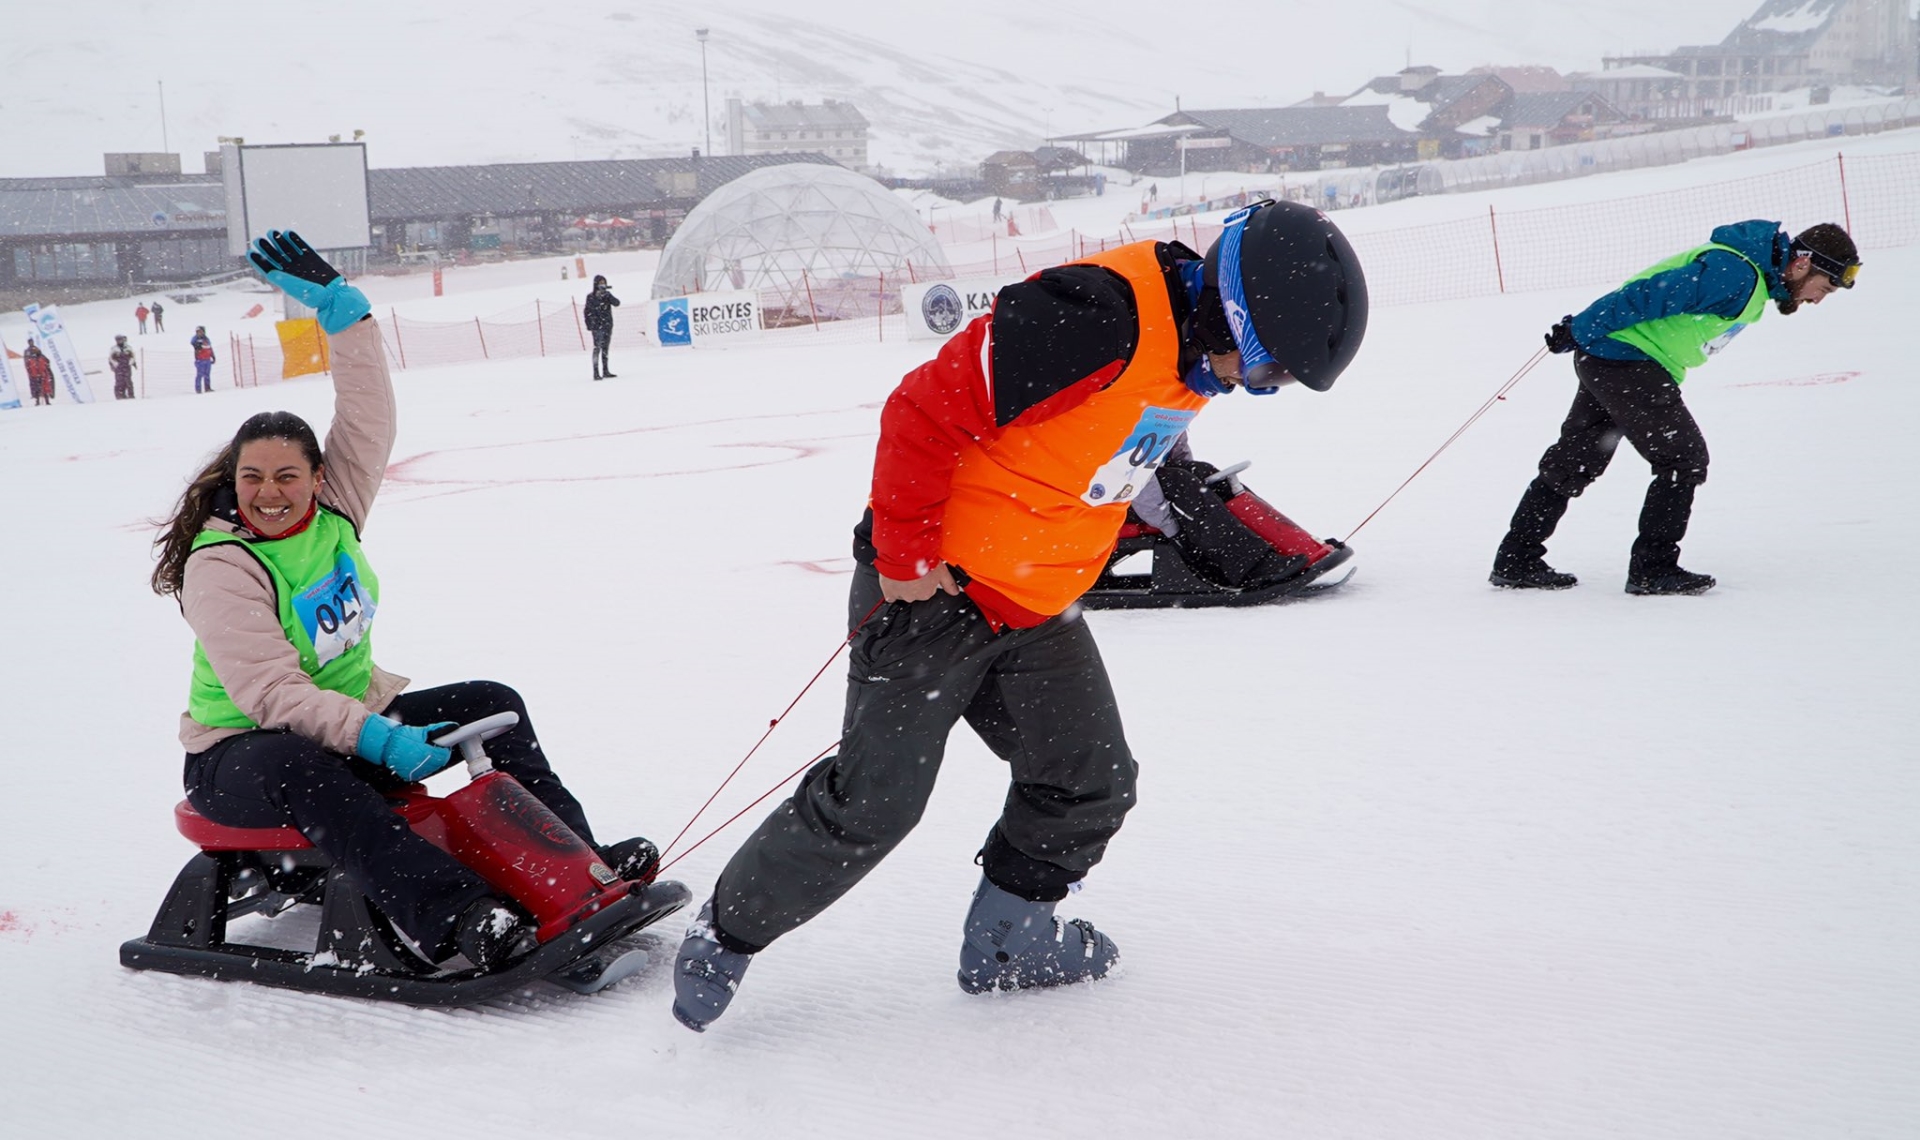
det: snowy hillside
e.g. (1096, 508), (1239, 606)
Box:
(2, 131), (1916, 1139)
(1, 0), (1771, 177)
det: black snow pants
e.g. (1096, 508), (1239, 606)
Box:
(183, 679), (598, 959)
(1499, 352), (1709, 571)
(591, 327), (612, 376)
(710, 562), (1139, 952)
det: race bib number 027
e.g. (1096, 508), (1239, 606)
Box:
(292, 554), (376, 669)
(1082, 406), (1198, 506)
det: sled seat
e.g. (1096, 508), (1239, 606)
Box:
(174, 800), (313, 852)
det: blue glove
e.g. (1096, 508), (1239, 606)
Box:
(249, 229), (371, 335)
(355, 715), (458, 782)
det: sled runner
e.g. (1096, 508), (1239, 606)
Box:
(1081, 460), (1355, 610)
(121, 713), (690, 1006)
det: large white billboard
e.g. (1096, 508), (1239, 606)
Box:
(223, 143), (371, 256)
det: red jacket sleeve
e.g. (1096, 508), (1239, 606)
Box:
(868, 314), (998, 581)
(867, 264), (1140, 580)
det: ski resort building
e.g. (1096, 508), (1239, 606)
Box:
(0, 151), (841, 303)
(1599, 0), (1919, 118)
(724, 99), (871, 171)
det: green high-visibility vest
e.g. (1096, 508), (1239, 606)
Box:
(1607, 241), (1770, 383)
(186, 507), (381, 729)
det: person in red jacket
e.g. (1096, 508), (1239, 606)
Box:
(136, 304), (150, 335)
(23, 339), (55, 405)
(672, 200), (1371, 1031)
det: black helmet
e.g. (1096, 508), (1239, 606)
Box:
(593, 274), (609, 287)
(1202, 199), (1368, 392)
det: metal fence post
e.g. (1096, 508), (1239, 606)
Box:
(475, 317), (489, 359)
(1488, 206), (1508, 294)
(390, 308), (408, 370)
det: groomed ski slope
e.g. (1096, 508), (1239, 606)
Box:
(2, 135), (1915, 1139)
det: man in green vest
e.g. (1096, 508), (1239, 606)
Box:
(1492, 220), (1858, 595)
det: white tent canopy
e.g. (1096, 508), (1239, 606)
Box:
(652, 163), (951, 317)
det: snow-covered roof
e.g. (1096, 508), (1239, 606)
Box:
(1177, 106), (1417, 147)
(739, 100), (871, 132)
(1723, 0), (1842, 53)
(1341, 89), (1434, 132)
(0, 178), (227, 237)
(1582, 64), (1688, 80)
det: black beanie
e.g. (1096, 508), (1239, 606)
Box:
(1791, 223), (1858, 279)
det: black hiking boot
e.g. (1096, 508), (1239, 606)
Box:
(1493, 477), (1576, 589)
(453, 898), (538, 972)
(595, 836), (661, 882)
(1490, 558), (1577, 589)
(1625, 567), (1716, 595)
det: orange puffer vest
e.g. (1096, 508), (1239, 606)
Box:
(942, 242), (1207, 622)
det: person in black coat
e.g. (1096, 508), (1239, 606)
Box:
(583, 274), (620, 380)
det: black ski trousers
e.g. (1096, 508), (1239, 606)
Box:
(183, 679), (598, 959)
(1500, 352), (1711, 572)
(590, 327), (612, 376)
(711, 563), (1139, 952)
(1536, 352), (1709, 495)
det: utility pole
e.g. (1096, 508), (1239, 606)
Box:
(158, 80), (169, 153)
(696, 28), (712, 157)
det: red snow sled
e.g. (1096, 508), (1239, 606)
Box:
(120, 713), (690, 1006)
(1081, 461), (1354, 610)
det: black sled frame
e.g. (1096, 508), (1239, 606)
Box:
(1080, 533), (1355, 610)
(119, 844), (690, 1007)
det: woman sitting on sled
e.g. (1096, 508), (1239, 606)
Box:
(150, 231), (657, 972)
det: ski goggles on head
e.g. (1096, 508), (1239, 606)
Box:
(1795, 243), (1859, 288)
(1216, 201), (1296, 393)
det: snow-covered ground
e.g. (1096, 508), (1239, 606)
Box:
(2, 137), (1916, 1139)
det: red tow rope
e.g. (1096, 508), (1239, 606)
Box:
(1341, 346), (1549, 544)
(655, 599), (886, 873)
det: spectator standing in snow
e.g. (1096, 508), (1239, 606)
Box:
(150, 300), (166, 332)
(152, 229), (661, 975)
(1492, 220), (1859, 596)
(583, 274), (619, 380)
(109, 334), (138, 399)
(992, 197), (1003, 222)
(190, 326), (216, 393)
(24, 338), (55, 405)
(135, 304), (150, 334)
(672, 199), (1370, 1032)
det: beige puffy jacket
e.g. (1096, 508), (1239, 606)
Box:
(177, 319), (410, 755)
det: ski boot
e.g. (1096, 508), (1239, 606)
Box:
(672, 901), (753, 1032)
(958, 876), (1118, 994)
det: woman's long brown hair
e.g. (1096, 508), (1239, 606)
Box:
(151, 411), (323, 598)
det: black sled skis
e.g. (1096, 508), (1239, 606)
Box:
(1081, 460), (1354, 610)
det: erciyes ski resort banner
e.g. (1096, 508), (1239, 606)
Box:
(652, 291), (762, 348)
(22, 304), (96, 403)
(0, 329), (21, 410)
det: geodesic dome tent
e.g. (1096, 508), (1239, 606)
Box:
(651, 164), (951, 324)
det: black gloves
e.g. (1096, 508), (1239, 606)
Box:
(249, 230), (370, 334)
(1544, 316), (1577, 355)
(249, 230), (339, 286)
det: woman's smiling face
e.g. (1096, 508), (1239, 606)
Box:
(234, 437), (322, 536)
